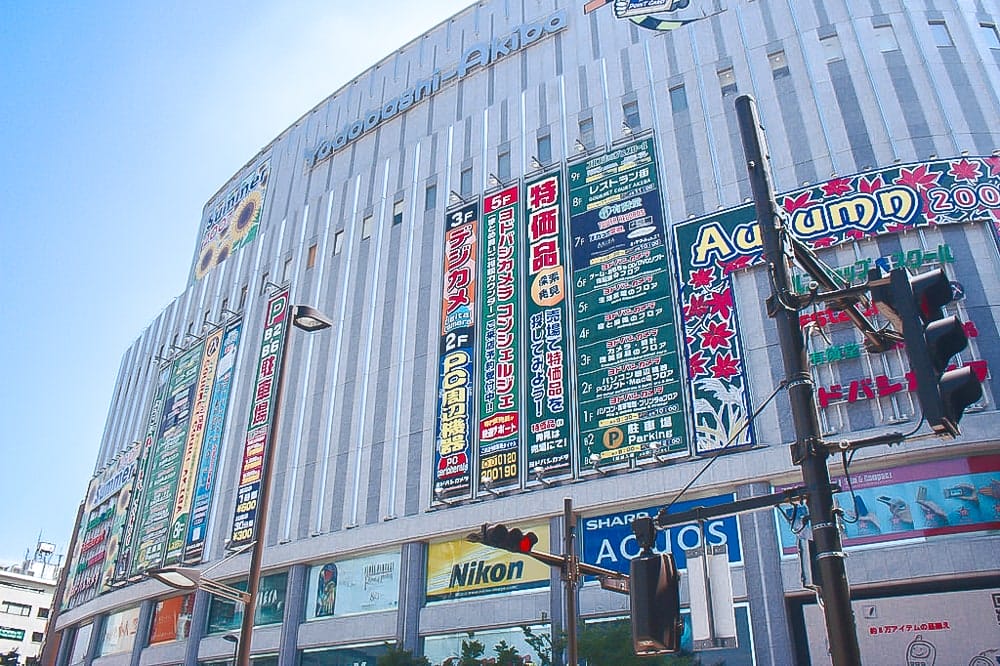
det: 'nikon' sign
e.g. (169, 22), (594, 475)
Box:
(310, 10), (567, 166)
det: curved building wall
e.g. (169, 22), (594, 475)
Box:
(55, 1), (1000, 665)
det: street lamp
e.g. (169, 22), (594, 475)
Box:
(148, 299), (332, 666)
(146, 565), (250, 605)
(231, 299), (332, 665)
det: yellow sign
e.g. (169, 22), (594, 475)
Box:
(426, 524), (551, 601)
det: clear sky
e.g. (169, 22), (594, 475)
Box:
(0, 0), (473, 566)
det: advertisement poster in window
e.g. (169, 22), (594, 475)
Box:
(305, 550), (401, 619)
(802, 587), (1000, 665)
(776, 455), (1000, 553)
(580, 493), (742, 572)
(567, 136), (687, 467)
(99, 605), (140, 656)
(426, 524), (550, 601)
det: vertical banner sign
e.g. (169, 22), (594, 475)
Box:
(433, 203), (479, 496)
(131, 345), (203, 573)
(478, 185), (521, 489)
(567, 137), (687, 467)
(185, 321), (243, 563)
(114, 367), (169, 583)
(230, 288), (290, 548)
(524, 171), (572, 475)
(164, 328), (224, 563)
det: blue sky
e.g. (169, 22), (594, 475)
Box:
(0, 1), (472, 566)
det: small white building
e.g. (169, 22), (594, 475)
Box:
(0, 543), (60, 663)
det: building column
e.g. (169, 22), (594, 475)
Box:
(397, 541), (426, 654)
(736, 481), (795, 666)
(278, 564), (306, 666)
(83, 615), (103, 666)
(183, 590), (211, 666)
(129, 599), (155, 666)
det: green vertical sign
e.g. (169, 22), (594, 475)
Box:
(523, 171), (572, 475)
(567, 137), (687, 467)
(478, 185), (521, 488)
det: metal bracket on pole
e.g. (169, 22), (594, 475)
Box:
(822, 431), (907, 452)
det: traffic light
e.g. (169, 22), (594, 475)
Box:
(629, 553), (683, 655)
(871, 267), (982, 437)
(477, 523), (538, 553)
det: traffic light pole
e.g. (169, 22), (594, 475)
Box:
(736, 95), (862, 666)
(563, 498), (579, 666)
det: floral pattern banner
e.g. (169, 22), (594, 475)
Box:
(672, 156), (1000, 455)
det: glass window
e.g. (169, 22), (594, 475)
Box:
(623, 100), (640, 130)
(207, 582), (247, 634)
(206, 573), (287, 634)
(875, 24), (899, 52)
(69, 623), (92, 666)
(282, 255), (293, 281)
(392, 200), (404, 226)
(768, 50), (789, 78)
(333, 230), (344, 255)
(299, 644), (390, 666)
(361, 215), (373, 240)
(460, 167), (473, 196)
(31, 632), (43, 643)
(669, 84), (688, 113)
(497, 150), (511, 182)
(981, 23), (1000, 49)
(0, 602), (30, 616)
(536, 134), (552, 165)
(821, 33), (844, 61)
(423, 625), (549, 665)
(424, 183), (437, 211)
(578, 117), (595, 148)
(929, 21), (953, 47)
(718, 67), (737, 95)
(37, 607), (49, 619)
(306, 243), (317, 269)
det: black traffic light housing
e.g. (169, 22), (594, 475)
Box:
(477, 523), (538, 554)
(871, 267), (982, 437)
(630, 552), (683, 654)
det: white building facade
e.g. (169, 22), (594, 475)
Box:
(54, 1), (1000, 665)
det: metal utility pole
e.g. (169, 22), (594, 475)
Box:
(735, 94), (862, 666)
(562, 498), (579, 666)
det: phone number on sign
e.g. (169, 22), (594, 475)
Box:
(869, 621), (951, 635)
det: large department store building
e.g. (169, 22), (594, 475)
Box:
(54, 1), (1000, 665)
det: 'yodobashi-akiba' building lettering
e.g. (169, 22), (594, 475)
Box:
(309, 10), (566, 165)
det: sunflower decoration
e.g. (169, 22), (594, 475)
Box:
(229, 189), (263, 247)
(215, 235), (234, 266)
(194, 241), (218, 280)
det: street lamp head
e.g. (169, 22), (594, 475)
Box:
(222, 634), (239, 644)
(147, 566), (203, 591)
(291, 305), (333, 332)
